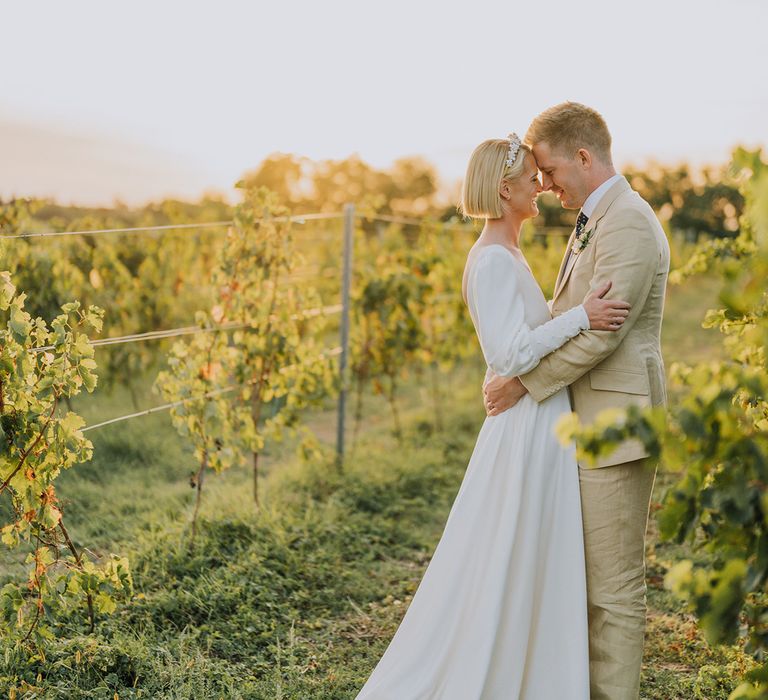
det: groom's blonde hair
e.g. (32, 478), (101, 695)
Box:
(459, 139), (532, 219)
(526, 102), (613, 164)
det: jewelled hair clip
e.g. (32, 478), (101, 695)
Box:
(506, 133), (522, 167)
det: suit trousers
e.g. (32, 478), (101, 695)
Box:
(578, 457), (657, 700)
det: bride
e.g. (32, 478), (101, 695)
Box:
(354, 134), (630, 699)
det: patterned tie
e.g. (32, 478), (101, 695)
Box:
(575, 211), (589, 239)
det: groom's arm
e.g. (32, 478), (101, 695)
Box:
(518, 210), (661, 402)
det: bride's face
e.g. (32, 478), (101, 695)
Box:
(502, 156), (542, 220)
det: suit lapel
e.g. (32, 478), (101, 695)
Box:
(554, 228), (578, 293)
(554, 240), (579, 300)
(553, 233), (577, 300)
(552, 176), (631, 303)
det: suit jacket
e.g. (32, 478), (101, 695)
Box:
(519, 176), (670, 468)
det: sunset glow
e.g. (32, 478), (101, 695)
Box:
(2, 0), (766, 205)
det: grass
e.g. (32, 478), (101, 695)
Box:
(1, 368), (490, 698)
(0, 268), (751, 699)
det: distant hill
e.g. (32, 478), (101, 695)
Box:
(0, 116), (217, 206)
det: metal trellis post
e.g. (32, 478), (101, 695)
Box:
(336, 203), (355, 467)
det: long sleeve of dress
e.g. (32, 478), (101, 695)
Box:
(469, 248), (589, 377)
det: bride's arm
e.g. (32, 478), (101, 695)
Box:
(470, 249), (590, 378)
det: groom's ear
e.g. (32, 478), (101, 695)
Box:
(577, 148), (592, 170)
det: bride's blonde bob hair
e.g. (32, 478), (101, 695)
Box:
(459, 139), (532, 219)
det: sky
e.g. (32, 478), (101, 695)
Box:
(1, 0), (766, 206)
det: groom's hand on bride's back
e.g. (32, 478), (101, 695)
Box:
(483, 375), (528, 416)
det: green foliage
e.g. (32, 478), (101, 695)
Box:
(351, 230), (428, 442)
(0, 270), (131, 648)
(156, 186), (336, 532)
(224, 186), (337, 497)
(154, 323), (247, 543)
(350, 222), (477, 441)
(0, 197), (235, 410)
(0, 198), (37, 237)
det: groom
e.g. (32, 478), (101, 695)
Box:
(483, 102), (670, 699)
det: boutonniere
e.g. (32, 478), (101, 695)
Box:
(571, 228), (594, 254)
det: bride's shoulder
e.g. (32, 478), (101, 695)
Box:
(464, 246), (521, 300)
(467, 244), (516, 269)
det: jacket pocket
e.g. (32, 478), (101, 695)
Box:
(589, 368), (649, 395)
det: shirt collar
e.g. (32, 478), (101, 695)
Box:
(581, 173), (623, 218)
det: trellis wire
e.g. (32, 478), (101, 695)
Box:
(32, 304), (344, 354)
(2, 211), (498, 241)
(82, 346), (342, 433)
(1, 212), (345, 240)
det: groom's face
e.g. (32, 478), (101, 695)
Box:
(531, 141), (588, 210)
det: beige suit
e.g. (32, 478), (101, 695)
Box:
(520, 176), (670, 699)
(522, 176), (669, 467)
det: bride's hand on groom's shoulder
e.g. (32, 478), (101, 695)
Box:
(483, 375), (528, 416)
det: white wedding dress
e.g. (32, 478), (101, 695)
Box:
(355, 244), (590, 700)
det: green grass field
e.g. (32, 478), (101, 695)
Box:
(0, 268), (748, 699)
